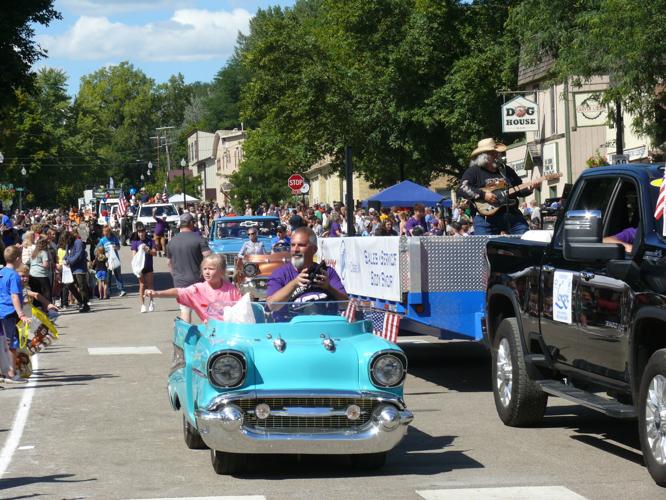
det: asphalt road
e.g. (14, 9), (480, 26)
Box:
(0, 247), (663, 499)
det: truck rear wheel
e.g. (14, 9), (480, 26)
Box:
(492, 318), (547, 426)
(638, 348), (666, 486)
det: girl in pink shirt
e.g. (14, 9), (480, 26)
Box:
(145, 254), (241, 322)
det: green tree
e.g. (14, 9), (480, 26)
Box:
(0, 68), (91, 207)
(230, 127), (292, 206)
(0, 1), (61, 112)
(73, 62), (157, 187)
(508, 0), (666, 141)
(204, 47), (251, 132)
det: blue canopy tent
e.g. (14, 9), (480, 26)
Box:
(361, 180), (451, 208)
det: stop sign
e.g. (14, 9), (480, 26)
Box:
(288, 174), (305, 192)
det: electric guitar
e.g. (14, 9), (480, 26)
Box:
(473, 172), (563, 216)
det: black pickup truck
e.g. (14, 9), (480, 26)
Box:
(485, 163), (666, 485)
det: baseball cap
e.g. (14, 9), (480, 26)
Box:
(180, 213), (194, 226)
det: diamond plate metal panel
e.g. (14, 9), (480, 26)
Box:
(416, 236), (517, 293)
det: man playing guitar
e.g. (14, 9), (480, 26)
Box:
(457, 138), (540, 235)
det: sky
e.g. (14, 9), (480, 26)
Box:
(33, 0), (296, 96)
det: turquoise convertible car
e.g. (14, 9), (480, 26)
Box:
(167, 301), (413, 475)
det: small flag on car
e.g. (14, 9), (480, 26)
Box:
(369, 310), (401, 343)
(656, 169), (666, 237)
(342, 300), (357, 322)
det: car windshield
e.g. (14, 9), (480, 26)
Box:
(140, 205), (177, 217)
(206, 300), (374, 324)
(213, 219), (278, 239)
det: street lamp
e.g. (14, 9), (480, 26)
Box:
(180, 158), (187, 207)
(19, 167), (26, 211)
(140, 173), (145, 186)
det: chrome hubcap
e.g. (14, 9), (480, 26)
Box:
(646, 374), (666, 465)
(496, 338), (513, 407)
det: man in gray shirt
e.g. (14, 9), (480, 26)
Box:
(166, 213), (211, 322)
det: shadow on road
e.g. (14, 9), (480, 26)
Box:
(402, 341), (491, 393)
(213, 427), (483, 479)
(539, 405), (643, 465)
(0, 474), (96, 493)
(27, 368), (118, 387)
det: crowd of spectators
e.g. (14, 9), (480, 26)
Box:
(234, 200), (476, 238)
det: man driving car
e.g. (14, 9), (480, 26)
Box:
(266, 226), (348, 311)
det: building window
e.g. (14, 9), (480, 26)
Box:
(549, 186), (558, 199)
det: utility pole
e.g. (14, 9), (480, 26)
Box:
(156, 126), (174, 171)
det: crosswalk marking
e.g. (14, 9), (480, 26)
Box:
(126, 497), (266, 500)
(88, 346), (162, 355)
(417, 486), (587, 499)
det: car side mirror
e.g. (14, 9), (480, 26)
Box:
(562, 210), (625, 262)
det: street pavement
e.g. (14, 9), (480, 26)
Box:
(0, 247), (663, 499)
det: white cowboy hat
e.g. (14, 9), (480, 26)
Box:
(470, 138), (507, 158)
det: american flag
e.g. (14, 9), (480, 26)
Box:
(162, 182), (169, 202)
(117, 189), (128, 217)
(369, 310), (401, 343)
(655, 169), (666, 224)
(342, 300), (357, 322)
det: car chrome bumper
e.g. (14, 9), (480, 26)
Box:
(194, 390), (413, 454)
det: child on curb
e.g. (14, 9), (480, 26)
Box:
(144, 253), (241, 322)
(0, 246), (28, 384)
(16, 265), (59, 312)
(91, 246), (109, 300)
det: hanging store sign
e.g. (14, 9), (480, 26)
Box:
(574, 92), (607, 127)
(501, 95), (539, 133)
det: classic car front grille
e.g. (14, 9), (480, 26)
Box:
(224, 253), (236, 268)
(237, 397), (378, 430)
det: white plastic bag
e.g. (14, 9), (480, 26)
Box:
(107, 246), (121, 270)
(61, 265), (74, 284)
(131, 244), (146, 278)
(222, 293), (256, 324)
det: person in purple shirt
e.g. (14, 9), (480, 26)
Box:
(266, 226), (348, 315)
(405, 203), (429, 235)
(603, 226), (637, 254)
(153, 208), (168, 257)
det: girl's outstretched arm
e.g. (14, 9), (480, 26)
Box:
(144, 288), (178, 298)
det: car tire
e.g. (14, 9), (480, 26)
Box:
(210, 449), (247, 475)
(183, 415), (207, 450)
(350, 452), (387, 469)
(492, 318), (547, 426)
(638, 348), (666, 486)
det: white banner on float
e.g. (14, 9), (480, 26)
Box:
(317, 237), (401, 302)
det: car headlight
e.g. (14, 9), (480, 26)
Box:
(243, 263), (259, 277)
(208, 351), (246, 388)
(370, 351), (406, 388)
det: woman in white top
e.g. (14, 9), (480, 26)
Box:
(21, 231), (35, 265)
(28, 237), (51, 309)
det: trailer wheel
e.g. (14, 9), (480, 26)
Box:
(492, 318), (547, 426)
(638, 348), (666, 486)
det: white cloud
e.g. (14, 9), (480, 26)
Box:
(60, 0), (195, 16)
(38, 8), (252, 62)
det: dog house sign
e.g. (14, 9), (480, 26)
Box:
(501, 95), (539, 133)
